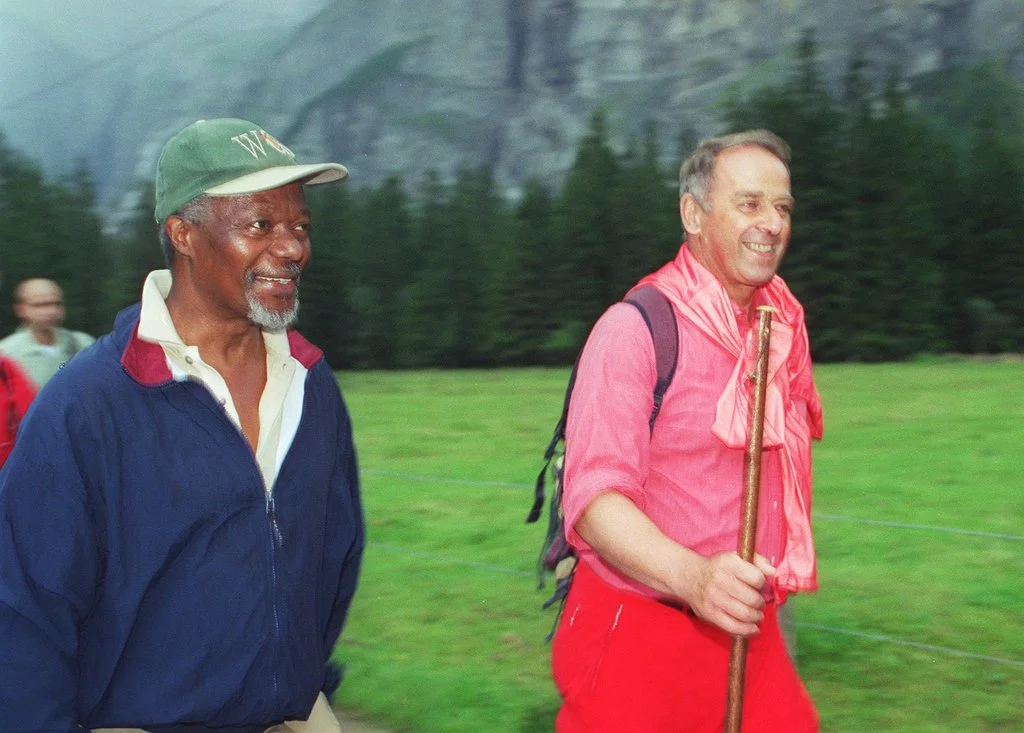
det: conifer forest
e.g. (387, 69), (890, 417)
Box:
(2, 38), (1022, 368)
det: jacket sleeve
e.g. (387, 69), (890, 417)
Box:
(319, 395), (365, 698)
(0, 397), (99, 731)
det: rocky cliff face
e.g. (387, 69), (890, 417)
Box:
(246, 0), (1022, 199)
(10, 0), (1022, 216)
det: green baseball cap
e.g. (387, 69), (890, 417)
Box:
(154, 118), (348, 222)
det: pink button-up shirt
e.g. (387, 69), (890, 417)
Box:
(562, 300), (788, 602)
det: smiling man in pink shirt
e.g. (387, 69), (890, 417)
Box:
(552, 129), (823, 733)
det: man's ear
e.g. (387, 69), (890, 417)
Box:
(164, 216), (196, 260)
(680, 193), (704, 238)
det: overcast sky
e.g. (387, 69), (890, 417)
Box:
(0, 0), (326, 58)
(0, 0), (331, 182)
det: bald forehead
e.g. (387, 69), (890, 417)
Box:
(715, 144), (789, 179)
(710, 145), (793, 203)
(16, 279), (63, 304)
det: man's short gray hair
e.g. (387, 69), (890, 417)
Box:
(678, 129), (791, 207)
(158, 195), (213, 266)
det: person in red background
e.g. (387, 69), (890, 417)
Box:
(0, 273), (39, 468)
(0, 351), (36, 468)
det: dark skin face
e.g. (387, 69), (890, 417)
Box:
(164, 182), (312, 341)
(163, 182), (312, 452)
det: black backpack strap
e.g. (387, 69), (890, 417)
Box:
(526, 351), (581, 524)
(623, 285), (679, 429)
(526, 285), (678, 525)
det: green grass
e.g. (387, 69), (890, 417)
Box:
(331, 361), (1024, 732)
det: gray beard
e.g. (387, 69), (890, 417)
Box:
(246, 290), (299, 331)
(245, 265), (302, 331)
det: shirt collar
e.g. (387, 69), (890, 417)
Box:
(137, 269), (291, 356)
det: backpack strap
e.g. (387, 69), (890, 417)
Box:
(623, 285), (679, 429)
(526, 285), (678, 524)
(526, 353), (581, 524)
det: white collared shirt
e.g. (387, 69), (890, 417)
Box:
(137, 270), (305, 491)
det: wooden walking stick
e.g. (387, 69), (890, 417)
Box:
(724, 305), (775, 733)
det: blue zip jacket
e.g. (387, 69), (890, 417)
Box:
(0, 304), (365, 732)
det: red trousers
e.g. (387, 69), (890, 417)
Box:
(552, 560), (819, 733)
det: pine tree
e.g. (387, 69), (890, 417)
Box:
(494, 178), (559, 363)
(554, 108), (622, 353)
(852, 80), (945, 359)
(721, 29), (850, 358)
(104, 183), (163, 325)
(302, 182), (358, 367)
(345, 175), (413, 368)
(53, 161), (113, 336)
(398, 170), (449, 367)
(0, 135), (54, 335)
(613, 121), (680, 289)
(963, 105), (1024, 351)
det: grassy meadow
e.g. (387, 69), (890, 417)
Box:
(331, 360), (1024, 732)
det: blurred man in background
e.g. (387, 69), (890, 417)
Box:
(0, 277), (95, 389)
(0, 118), (364, 732)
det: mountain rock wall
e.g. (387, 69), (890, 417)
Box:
(6, 1), (1021, 215)
(243, 0), (1021, 199)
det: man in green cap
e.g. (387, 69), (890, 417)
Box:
(0, 119), (364, 732)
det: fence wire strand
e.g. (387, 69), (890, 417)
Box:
(362, 468), (1024, 542)
(360, 468), (1024, 669)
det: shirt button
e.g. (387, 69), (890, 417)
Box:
(185, 356), (194, 365)
(773, 500), (779, 510)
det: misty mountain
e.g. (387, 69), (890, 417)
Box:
(2, 0), (1022, 224)
(0, 13), (93, 169)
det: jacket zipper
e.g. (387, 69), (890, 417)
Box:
(267, 490), (283, 699)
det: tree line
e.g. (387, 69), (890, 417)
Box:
(1, 34), (1022, 367)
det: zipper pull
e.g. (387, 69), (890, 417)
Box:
(266, 494), (283, 547)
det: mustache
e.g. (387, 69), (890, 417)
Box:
(245, 262), (303, 285)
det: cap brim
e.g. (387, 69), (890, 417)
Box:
(205, 163), (349, 196)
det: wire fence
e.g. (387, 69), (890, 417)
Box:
(360, 467), (1024, 671)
